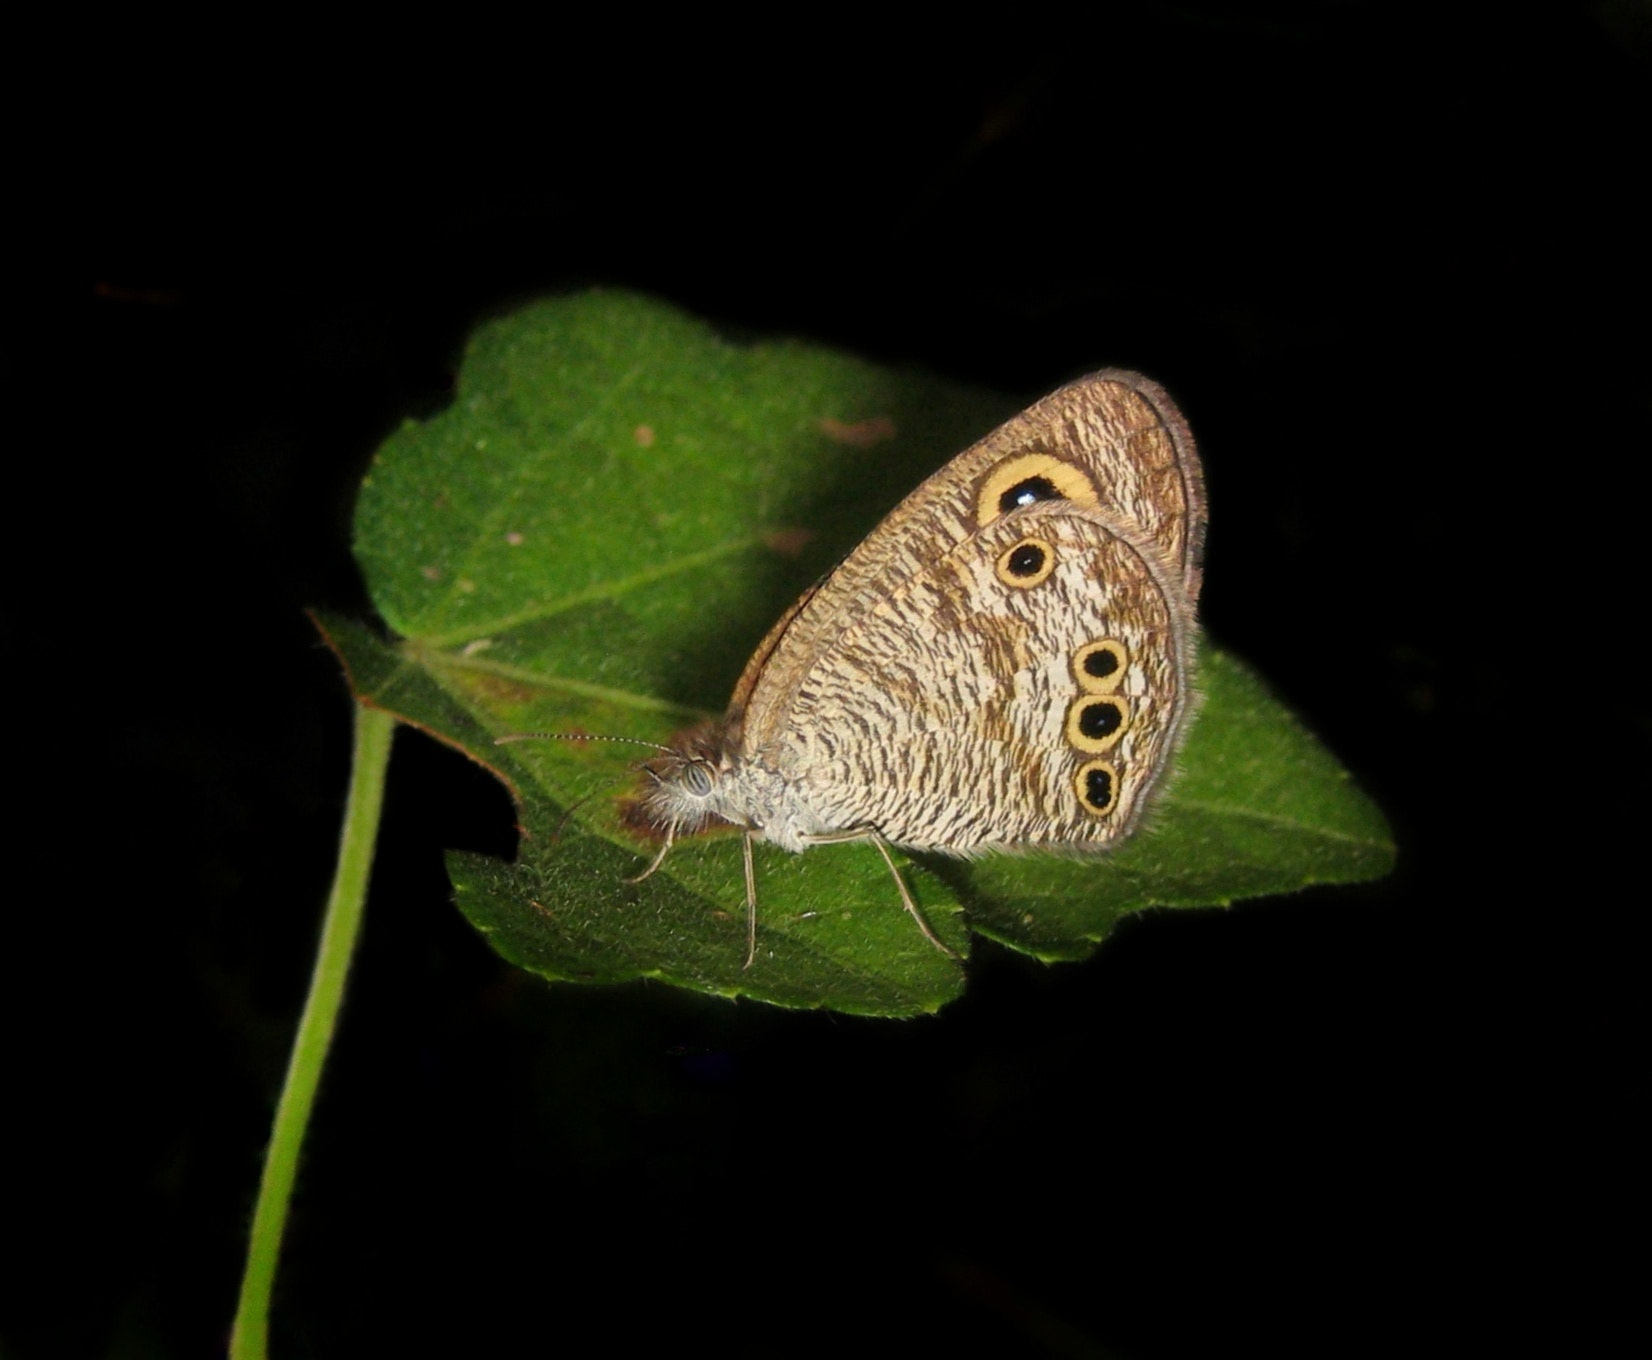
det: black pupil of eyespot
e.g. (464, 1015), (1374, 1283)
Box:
(1085, 767), (1114, 807)
(999, 475), (1061, 514)
(1084, 649), (1119, 678)
(1008, 544), (1045, 577)
(1079, 701), (1122, 739)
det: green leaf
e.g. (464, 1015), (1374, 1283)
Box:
(323, 290), (1393, 1016)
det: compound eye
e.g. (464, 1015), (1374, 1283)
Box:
(683, 760), (715, 797)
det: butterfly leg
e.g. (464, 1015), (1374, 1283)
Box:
(625, 822), (676, 885)
(800, 828), (959, 959)
(629, 822), (761, 969)
(742, 831), (758, 970)
(867, 832), (959, 959)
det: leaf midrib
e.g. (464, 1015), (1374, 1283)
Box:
(418, 531), (768, 647)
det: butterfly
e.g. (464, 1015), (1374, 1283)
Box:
(629, 370), (1207, 966)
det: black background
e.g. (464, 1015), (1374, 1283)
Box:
(10, 4), (1647, 1356)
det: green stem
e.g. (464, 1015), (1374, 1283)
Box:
(230, 702), (396, 1359)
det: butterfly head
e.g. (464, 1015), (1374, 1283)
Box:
(632, 722), (751, 839)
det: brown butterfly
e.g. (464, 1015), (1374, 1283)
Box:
(627, 371), (1207, 966)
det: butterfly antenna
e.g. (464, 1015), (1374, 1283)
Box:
(495, 731), (678, 756)
(549, 786), (609, 841)
(494, 733), (675, 842)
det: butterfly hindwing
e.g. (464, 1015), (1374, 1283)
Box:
(763, 495), (1196, 853)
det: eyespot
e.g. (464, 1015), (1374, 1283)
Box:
(995, 537), (1056, 588)
(1074, 760), (1120, 816)
(975, 452), (1100, 527)
(999, 475), (1059, 513)
(1065, 695), (1130, 753)
(1072, 639), (1128, 693)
